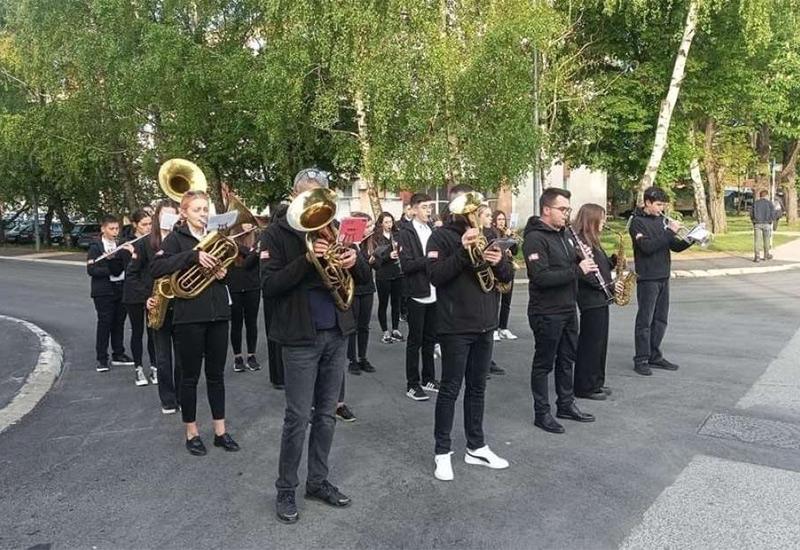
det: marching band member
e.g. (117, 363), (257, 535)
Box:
(228, 223), (261, 373)
(345, 212), (377, 377)
(122, 209), (158, 387)
(573, 204), (620, 400)
(368, 212), (405, 343)
(523, 188), (596, 434)
(147, 200), (182, 414)
(396, 193), (439, 401)
(87, 215), (134, 373)
(629, 186), (693, 376)
(491, 210), (519, 341)
(151, 190), (239, 456)
(261, 169), (370, 524)
(478, 204), (507, 376)
(428, 185), (512, 482)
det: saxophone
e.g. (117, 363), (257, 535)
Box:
(612, 230), (637, 306)
(147, 277), (174, 329)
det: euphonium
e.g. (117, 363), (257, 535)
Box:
(286, 187), (355, 311)
(448, 191), (496, 293)
(146, 159), (238, 329)
(612, 230), (637, 306)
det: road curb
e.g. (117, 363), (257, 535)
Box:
(0, 315), (64, 435)
(0, 255), (84, 266)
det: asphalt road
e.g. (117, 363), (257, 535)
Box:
(1, 258), (799, 549)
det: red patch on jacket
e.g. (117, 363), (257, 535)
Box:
(427, 250), (439, 259)
(528, 253), (539, 261)
(260, 250), (270, 260)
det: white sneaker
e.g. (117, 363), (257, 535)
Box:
(493, 330), (501, 341)
(149, 366), (158, 385)
(161, 406), (177, 415)
(434, 452), (454, 481)
(433, 343), (441, 359)
(499, 329), (518, 340)
(464, 445), (509, 470)
(134, 366), (149, 386)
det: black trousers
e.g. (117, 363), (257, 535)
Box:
(405, 299), (437, 389)
(376, 278), (403, 332)
(125, 303), (155, 367)
(173, 320), (228, 423)
(634, 279), (670, 365)
(574, 306), (609, 395)
(152, 308), (181, 409)
(434, 332), (492, 455)
(529, 311), (578, 415)
(263, 294), (284, 386)
(93, 283), (126, 362)
(347, 293), (374, 362)
(230, 289), (260, 355)
(498, 282), (513, 330)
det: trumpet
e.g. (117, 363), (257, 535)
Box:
(448, 191), (496, 293)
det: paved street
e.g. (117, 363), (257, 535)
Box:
(1, 258), (800, 549)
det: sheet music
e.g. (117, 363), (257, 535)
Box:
(687, 223), (711, 243)
(159, 212), (179, 231)
(207, 210), (239, 233)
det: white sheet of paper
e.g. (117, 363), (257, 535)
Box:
(687, 223), (711, 242)
(207, 210), (239, 233)
(509, 213), (519, 229)
(159, 211), (180, 231)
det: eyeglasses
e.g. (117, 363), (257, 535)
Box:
(547, 206), (572, 214)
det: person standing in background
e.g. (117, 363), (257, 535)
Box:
(491, 210), (519, 341)
(369, 212), (405, 344)
(228, 223), (262, 372)
(751, 190), (776, 262)
(122, 209), (158, 387)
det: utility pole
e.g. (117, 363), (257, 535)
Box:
(31, 185), (40, 252)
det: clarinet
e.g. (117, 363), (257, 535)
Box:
(567, 223), (613, 302)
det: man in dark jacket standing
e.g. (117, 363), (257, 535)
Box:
(261, 168), (370, 524)
(397, 192), (439, 401)
(523, 188), (597, 434)
(427, 185), (513, 482)
(628, 186), (693, 376)
(87, 214), (135, 372)
(751, 189), (776, 262)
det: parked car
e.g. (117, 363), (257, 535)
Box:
(4, 220), (64, 244)
(71, 223), (102, 248)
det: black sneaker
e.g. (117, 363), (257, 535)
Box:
(336, 404), (357, 423)
(391, 329), (404, 342)
(233, 357), (246, 373)
(634, 363), (652, 376)
(246, 356), (261, 371)
(96, 360), (109, 373)
(276, 491), (299, 524)
(348, 361), (362, 375)
(649, 358), (679, 371)
(111, 353), (134, 367)
(489, 362), (506, 375)
(406, 385), (429, 401)
(358, 359), (376, 373)
(305, 480), (351, 507)
(381, 332), (393, 344)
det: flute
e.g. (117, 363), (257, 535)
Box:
(87, 233), (148, 264)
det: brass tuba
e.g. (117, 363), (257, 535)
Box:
(612, 230), (637, 306)
(147, 159), (238, 328)
(286, 187), (355, 311)
(448, 191), (496, 293)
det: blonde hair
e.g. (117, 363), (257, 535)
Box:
(179, 190), (209, 217)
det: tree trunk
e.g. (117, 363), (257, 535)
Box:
(115, 152), (138, 214)
(638, 0), (698, 202)
(52, 193), (74, 235)
(689, 158), (709, 225)
(754, 124), (771, 196)
(702, 118), (727, 234)
(43, 206), (54, 245)
(780, 139), (799, 224)
(440, 0), (463, 187)
(354, 89), (383, 220)
(209, 164), (226, 214)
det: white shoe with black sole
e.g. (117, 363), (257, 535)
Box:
(134, 366), (149, 387)
(434, 452), (454, 481)
(464, 445), (509, 469)
(422, 381), (440, 393)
